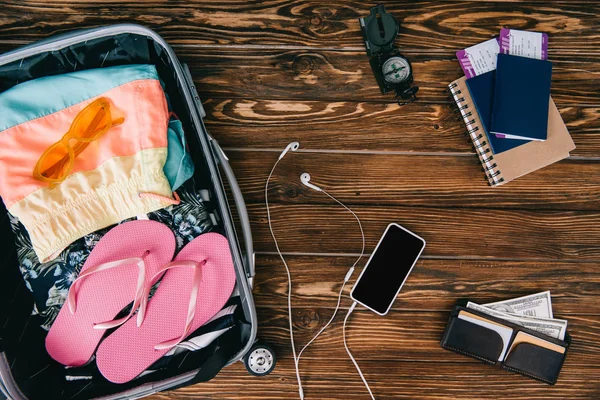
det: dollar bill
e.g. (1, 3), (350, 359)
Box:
(483, 291), (553, 318)
(466, 302), (567, 340)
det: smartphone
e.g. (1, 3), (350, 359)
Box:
(350, 223), (425, 315)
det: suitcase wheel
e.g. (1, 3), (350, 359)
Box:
(244, 342), (276, 376)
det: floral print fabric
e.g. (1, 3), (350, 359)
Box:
(9, 180), (213, 330)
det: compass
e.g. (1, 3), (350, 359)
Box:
(359, 5), (418, 105)
(382, 56), (412, 84)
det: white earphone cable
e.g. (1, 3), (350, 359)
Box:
(266, 145), (368, 399)
(295, 187), (365, 365)
(322, 188), (374, 398)
(344, 302), (375, 399)
(265, 157), (304, 399)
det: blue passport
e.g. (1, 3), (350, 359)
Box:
(491, 54), (552, 141)
(466, 71), (529, 154)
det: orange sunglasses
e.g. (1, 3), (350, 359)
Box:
(33, 97), (124, 185)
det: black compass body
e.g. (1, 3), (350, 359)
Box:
(359, 5), (418, 105)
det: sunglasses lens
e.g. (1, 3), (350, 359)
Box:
(34, 98), (125, 184)
(38, 142), (71, 179)
(76, 105), (111, 140)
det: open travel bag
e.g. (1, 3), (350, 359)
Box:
(0, 24), (268, 399)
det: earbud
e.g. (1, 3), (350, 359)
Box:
(279, 141), (300, 160)
(300, 173), (322, 192)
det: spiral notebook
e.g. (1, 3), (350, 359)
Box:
(448, 76), (575, 186)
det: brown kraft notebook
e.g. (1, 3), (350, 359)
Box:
(448, 76), (575, 186)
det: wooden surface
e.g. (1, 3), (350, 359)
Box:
(2, 1), (600, 398)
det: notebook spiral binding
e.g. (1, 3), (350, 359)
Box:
(448, 82), (504, 186)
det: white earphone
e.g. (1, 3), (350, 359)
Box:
(279, 141), (300, 160)
(265, 143), (372, 400)
(300, 173), (322, 192)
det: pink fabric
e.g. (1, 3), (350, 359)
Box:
(45, 220), (175, 367)
(0, 79), (169, 208)
(96, 232), (236, 383)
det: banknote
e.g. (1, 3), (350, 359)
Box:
(483, 291), (553, 318)
(466, 302), (567, 340)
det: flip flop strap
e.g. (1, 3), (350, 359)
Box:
(137, 259), (205, 350)
(67, 255), (147, 330)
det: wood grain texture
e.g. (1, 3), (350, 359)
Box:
(150, 307), (600, 399)
(1, 0), (599, 398)
(153, 359), (600, 399)
(0, 1), (599, 53)
(225, 151), (600, 210)
(203, 98), (600, 156)
(251, 255), (600, 314)
(243, 203), (600, 260)
(179, 49), (600, 106)
(252, 309), (599, 362)
(3, 40), (598, 154)
(5, 44), (596, 105)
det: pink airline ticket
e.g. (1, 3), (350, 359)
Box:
(456, 38), (500, 78)
(499, 28), (548, 60)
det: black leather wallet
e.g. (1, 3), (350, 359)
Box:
(440, 300), (570, 384)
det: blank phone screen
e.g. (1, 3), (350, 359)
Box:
(351, 224), (425, 314)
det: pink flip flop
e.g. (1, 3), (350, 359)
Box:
(45, 220), (176, 366)
(96, 232), (237, 383)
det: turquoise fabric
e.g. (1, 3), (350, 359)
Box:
(164, 119), (195, 191)
(0, 64), (159, 132)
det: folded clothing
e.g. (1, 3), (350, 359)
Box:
(8, 180), (214, 330)
(162, 87), (195, 192)
(165, 118), (195, 191)
(0, 64), (174, 262)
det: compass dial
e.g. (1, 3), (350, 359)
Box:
(382, 56), (411, 83)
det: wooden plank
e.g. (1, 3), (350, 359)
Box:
(151, 359), (600, 399)
(252, 255), (600, 314)
(1, 46), (597, 149)
(203, 98), (600, 156)
(252, 308), (599, 362)
(1, 46), (598, 154)
(0, 1), (598, 54)
(228, 152), (600, 211)
(179, 49), (600, 106)
(2, 44), (596, 105)
(241, 203), (600, 259)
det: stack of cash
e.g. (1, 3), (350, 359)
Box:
(466, 291), (567, 340)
